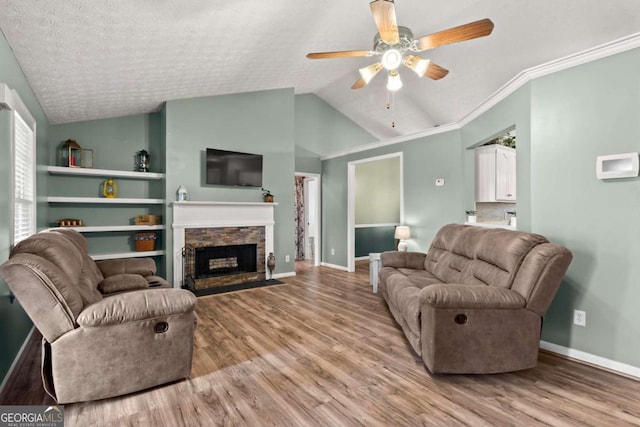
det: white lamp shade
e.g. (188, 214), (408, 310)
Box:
(395, 226), (411, 240)
(386, 70), (403, 92)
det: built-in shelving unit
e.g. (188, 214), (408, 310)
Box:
(47, 166), (166, 261)
(46, 225), (165, 233)
(46, 166), (165, 179)
(47, 197), (164, 204)
(90, 250), (166, 261)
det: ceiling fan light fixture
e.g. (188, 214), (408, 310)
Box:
(358, 63), (383, 84)
(382, 49), (402, 70)
(403, 55), (431, 77)
(386, 70), (403, 91)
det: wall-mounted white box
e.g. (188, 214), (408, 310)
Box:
(596, 152), (639, 180)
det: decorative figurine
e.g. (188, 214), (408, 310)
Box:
(136, 149), (151, 172)
(177, 185), (189, 201)
(267, 252), (276, 280)
(262, 188), (274, 203)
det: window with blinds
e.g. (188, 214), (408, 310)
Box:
(13, 110), (36, 244)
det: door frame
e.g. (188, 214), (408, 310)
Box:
(347, 152), (403, 273)
(295, 172), (321, 266)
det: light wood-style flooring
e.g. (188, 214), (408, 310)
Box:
(1, 261), (639, 426)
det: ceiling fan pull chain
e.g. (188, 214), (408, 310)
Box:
(390, 91), (396, 127)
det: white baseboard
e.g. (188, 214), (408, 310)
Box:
(273, 272), (296, 279)
(354, 256), (369, 261)
(321, 262), (349, 272)
(540, 340), (640, 380)
(0, 326), (35, 395)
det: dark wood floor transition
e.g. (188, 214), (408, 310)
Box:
(1, 261), (639, 426)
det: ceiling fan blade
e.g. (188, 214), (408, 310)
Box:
(351, 78), (367, 90)
(416, 18), (494, 52)
(424, 62), (449, 80)
(306, 50), (372, 59)
(370, 0), (399, 45)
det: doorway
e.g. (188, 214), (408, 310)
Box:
(294, 172), (321, 267)
(347, 153), (403, 273)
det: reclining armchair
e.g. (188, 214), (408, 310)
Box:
(0, 230), (197, 403)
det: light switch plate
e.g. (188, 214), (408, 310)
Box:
(435, 178), (445, 186)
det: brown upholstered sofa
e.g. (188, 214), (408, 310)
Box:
(0, 229), (197, 403)
(380, 224), (572, 374)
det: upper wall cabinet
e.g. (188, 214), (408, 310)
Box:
(475, 145), (516, 203)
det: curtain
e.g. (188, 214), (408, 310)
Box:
(294, 176), (305, 260)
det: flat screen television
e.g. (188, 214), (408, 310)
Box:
(205, 148), (263, 187)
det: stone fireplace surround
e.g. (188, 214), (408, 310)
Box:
(185, 226), (265, 290)
(172, 201), (276, 289)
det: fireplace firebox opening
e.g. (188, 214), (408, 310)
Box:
(192, 244), (258, 279)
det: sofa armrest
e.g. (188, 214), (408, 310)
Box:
(98, 274), (150, 294)
(77, 288), (196, 327)
(381, 251), (427, 269)
(419, 284), (526, 310)
(96, 257), (156, 278)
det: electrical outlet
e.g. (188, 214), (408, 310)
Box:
(573, 309), (586, 327)
(331, 248), (335, 255)
(285, 255), (290, 262)
(435, 178), (445, 187)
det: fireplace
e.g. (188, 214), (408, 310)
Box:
(190, 244), (258, 279)
(183, 225), (266, 291)
(172, 201), (276, 289)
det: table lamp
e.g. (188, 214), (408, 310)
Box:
(395, 226), (411, 252)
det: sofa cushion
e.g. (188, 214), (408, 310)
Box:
(97, 258), (157, 277)
(11, 233), (82, 285)
(51, 230), (105, 302)
(10, 232), (102, 306)
(460, 230), (548, 289)
(98, 274), (150, 294)
(5, 253), (84, 320)
(0, 255), (79, 341)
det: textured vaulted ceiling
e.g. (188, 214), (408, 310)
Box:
(0, 1), (639, 140)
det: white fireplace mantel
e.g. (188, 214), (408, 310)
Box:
(172, 201), (277, 287)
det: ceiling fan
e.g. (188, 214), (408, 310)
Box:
(306, 0), (494, 92)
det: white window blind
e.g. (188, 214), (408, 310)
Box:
(13, 110), (36, 244)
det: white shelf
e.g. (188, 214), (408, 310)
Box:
(90, 250), (165, 261)
(47, 197), (165, 204)
(47, 225), (165, 233)
(47, 166), (165, 179)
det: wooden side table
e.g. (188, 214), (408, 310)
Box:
(369, 252), (382, 293)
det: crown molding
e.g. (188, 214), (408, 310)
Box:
(322, 32), (640, 161)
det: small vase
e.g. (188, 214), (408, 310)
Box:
(267, 252), (276, 280)
(467, 215), (477, 224)
(264, 194), (274, 203)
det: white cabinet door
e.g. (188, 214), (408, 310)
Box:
(475, 145), (516, 203)
(475, 146), (496, 202)
(496, 148), (516, 201)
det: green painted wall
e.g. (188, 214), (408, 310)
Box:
(355, 157), (401, 224)
(294, 94), (376, 174)
(164, 89), (296, 280)
(0, 32), (49, 385)
(322, 131), (462, 267)
(355, 226), (396, 257)
(530, 48), (640, 368)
